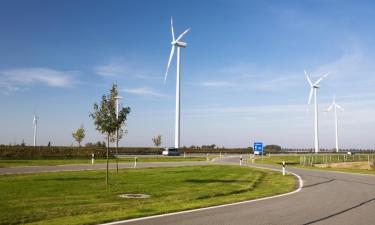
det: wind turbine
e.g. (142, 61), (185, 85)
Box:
(326, 96), (344, 152)
(33, 113), (38, 147)
(305, 70), (329, 154)
(164, 18), (191, 149)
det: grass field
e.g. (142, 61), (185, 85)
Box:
(0, 156), (210, 168)
(0, 165), (295, 225)
(252, 154), (375, 175)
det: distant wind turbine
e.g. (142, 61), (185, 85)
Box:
(164, 18), (191, 149)
(326, 96), (344, 152)
(33, 113), (38, 147)
(305, 70), (329, 154)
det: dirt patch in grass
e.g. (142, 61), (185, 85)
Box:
(315, 161), (373, 170)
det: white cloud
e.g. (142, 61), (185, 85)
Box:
(122, 87), (165, 97)
(94, 60), (155, 79)
(194, 81), (238, 88)
(0, 68), (75, 94)
(94, 62), (129, 77)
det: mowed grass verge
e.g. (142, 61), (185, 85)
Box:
(0, 156), (209, 168)
(253, 155), (375, 175)
(0, 165), (295, 225)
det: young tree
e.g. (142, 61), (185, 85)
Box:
(90, 84), (130, 184)
(72, 125), (85, 147)
(152, 135), (162, 147)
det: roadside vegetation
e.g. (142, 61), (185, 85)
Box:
(252, 154), (375, 175)
(0, 156), (210, 168)
(0, 165), (295, 225)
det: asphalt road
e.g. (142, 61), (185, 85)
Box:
(105, 156), (375, 225)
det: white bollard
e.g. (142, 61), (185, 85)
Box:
(134, 157), (137, 168)
(282, 161), (285, 176)
(206, 153), (209, 161)
(220, 152), (222, 158)
(91, 153), (95, 165)
(240, 155), (243, 166)
(184, 152), (186, 158)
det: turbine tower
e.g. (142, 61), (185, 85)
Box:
(305, 70), (329, 154)
(115, 95), (123, 154)
(164, 18), (190, 149)
(326, 96), (344, 152)
(33, 114), (38, 147)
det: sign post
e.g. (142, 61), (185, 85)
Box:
(254, 142), (264, 164)
(253, 142), (263, 155)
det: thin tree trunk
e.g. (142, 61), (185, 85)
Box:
(106, 134), (109, 185)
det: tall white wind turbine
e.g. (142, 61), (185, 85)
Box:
(305, 70), (329, 153)
(164, 18), (190, 149)
(326, 96), (344, 152)
(33, 113), (38, 147)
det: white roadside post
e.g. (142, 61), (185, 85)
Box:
(184, 152), (186, 158)
(282, 161), (286, 176)
(134, 157), (137, 168)
(206, 153), (209, 161)
(240, 155), (243, 166)
(220, 152), (222, 158)
(91, 153), (95, 165)
(368, 154), (371, 169)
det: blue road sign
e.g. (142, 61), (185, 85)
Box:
(253, 142), (263, 155)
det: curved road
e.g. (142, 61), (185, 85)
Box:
(1, 157), (375, 224)
(105, 156), (375, 225)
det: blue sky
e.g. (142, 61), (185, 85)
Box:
(1, 0), (375, 149)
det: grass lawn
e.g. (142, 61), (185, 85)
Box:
(0, 156), (209, 168)
(252, 154), (375, 175)
(0, 165), (295, 225)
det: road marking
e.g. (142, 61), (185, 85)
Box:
(101, 165), (303, 225)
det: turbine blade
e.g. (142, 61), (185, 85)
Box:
(176, 28), (191, 42)
(313, 73), (329, 86)
(305, 70), (313, 86)
(170, 17), (175, 41)
(326, 104), (333, 112)
(335, 103), (344, 110)
(164, 45), (175, 83)
(307, 88), (313, 105)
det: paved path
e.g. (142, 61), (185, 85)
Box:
(105, 157), (375, 225)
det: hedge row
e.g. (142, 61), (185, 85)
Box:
(0, 146), (252, 159)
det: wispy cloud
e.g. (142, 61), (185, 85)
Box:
(0, 68), (76, 94)
(94, 62), (130, 77)
(94, 60), (155, 79)
(122, 87), (165, 97)
(193, 80), (238, 88)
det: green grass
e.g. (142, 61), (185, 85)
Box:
(0, 156), (209, 168)
(251, 154), (375, 175)
(0, 165), (295, 225)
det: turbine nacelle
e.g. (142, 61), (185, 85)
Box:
(171, 41), (187, 47)
(305, 70), (329, 106)
(165, 18), (190, 82)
